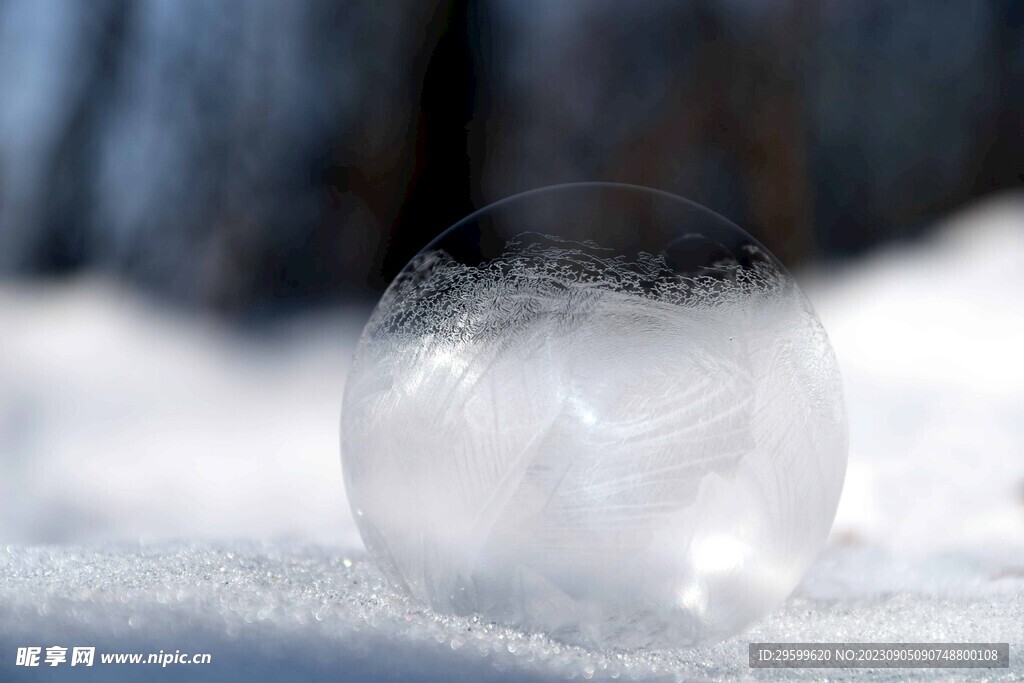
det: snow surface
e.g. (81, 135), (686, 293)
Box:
(0, 286), (365, 546)
(0, 193), (1022, 679)
(0, 542), (1021, 681)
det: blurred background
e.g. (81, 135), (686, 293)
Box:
(0, 1), (1021, 556)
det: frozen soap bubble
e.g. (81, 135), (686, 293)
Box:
(341, 183), (846, 649)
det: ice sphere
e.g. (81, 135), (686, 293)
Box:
(341, 183), (847, 649)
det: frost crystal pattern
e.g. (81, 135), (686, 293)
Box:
(342, 185), (846, 649)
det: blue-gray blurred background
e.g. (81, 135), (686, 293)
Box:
(0, 0), (1022, 549)
(2, 0), (1022, 311)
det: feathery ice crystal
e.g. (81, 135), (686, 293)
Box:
(342, 184), (847, 649)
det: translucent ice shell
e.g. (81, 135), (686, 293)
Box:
(341, 183), (847, 649)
